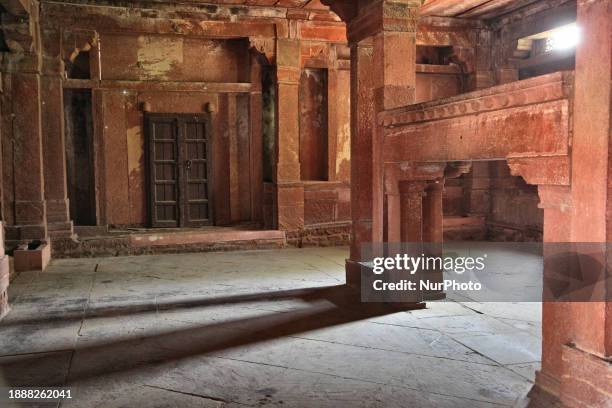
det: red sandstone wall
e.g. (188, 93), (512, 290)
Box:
(415, 72), (463, 103)
(40, 2), (352, 232)
(101, 34), (250, 83)
(94, 42), (251, 227)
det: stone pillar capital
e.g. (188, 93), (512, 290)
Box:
(398, 180), (428, 196)
(345, 0), (420, 45)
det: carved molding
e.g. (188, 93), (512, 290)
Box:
(380, 71), (573, 127)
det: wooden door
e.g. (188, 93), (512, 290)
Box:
(146, 113), (212, 228)
(179, 116), (212, 227)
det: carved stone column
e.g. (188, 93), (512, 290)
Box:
(533, 184), (572, 402)
(41, 29), (75, 238)
(423, 180), (444, 243)
(249, 52), (264, 224)
(399, 180), (426, 242)
(341, 0), (420, 286)
(1, 2), (48, 243)
(275, 38), (304, 231)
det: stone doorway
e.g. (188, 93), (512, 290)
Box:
(64, 88), (96, 226)
(145, 113), (213, 228)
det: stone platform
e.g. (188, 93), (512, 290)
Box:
(52, 226), (287, 258)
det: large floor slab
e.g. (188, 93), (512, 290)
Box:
(0, 247), (541, 407)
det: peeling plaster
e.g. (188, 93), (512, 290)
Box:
(136, 36), (183, 79)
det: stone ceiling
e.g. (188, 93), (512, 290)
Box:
(420, 0), (543, 19)
(203, 0), (325, 7)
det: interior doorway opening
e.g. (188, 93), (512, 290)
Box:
(444, 161), (543, 242)
(64, 88), (96, 226)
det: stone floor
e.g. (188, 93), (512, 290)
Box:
(0, 247), (541, 408)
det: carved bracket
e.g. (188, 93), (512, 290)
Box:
(538, 185), (571, 212)
(507, 156), (570, 187)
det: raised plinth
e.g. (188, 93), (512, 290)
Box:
(13, 241), (51, 272)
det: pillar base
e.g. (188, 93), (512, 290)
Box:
(14, 241), (51, 272)
(531, 346), (612, 408)
(47, 221), (74, 239)
(345, 258), (362, 288)
(524, 383), (562, 408)
(559, 345), (612, 407)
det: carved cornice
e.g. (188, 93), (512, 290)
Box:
(380, 71), (573, 127)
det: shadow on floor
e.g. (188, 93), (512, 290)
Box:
(0, 285), (423, 386)
(1, 285), (350, 327)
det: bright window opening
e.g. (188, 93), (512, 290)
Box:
(544, 23), (581, 52)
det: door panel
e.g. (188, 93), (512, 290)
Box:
(181, 117), (212, 227)
(146, 114), (212, 228)
(148, 116), (179, 227)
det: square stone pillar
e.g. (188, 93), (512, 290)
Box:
(345, 0), (420, 285)
(533, 1), (612, 406)
(4, 73), (47, 242)
(399, 181), (426, 242)
(41, 28), (73, 239)
(41, 76), (73, 238)
(1, 4), (50, 277)
(275, 39), (304, 231)
(250, 54), (264, 224)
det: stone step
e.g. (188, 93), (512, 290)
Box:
(52, 228), (287, 258)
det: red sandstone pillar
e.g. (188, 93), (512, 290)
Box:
(345, 1), (419, 286)
(535, 185), (573, 401)
(422, 180), (444, 300)
(274, 38), (304, 232)
(250, 54), (264, 224)
(423, 181), (444, 243)
(41, 29), (73, 238)
(386, 191), (401, 244)
(399, 181), (425, 242)
(5, 72), (47, 242)
(532, 1), (612, 406)
(555, 0), (611, 406)
(0, 4), (50, 278)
